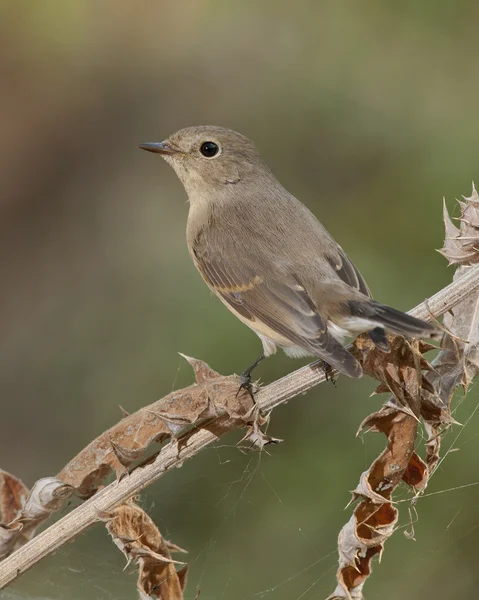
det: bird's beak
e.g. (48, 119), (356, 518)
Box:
(139, 141), (179, 155)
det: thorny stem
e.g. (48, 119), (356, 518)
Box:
(1, 263), (479, 590)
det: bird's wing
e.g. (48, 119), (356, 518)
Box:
(327, 246), (372, 298)
(192, 245), (362, 377)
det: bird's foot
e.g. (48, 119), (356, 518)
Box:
(237, 372), (256, 402)
(321, 360), (337, 386)
(236, 354), (265, 401)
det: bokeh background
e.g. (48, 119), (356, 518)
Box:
(1, 2), (479, 599)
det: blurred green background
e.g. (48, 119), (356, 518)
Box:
(1, 1), (479, 599)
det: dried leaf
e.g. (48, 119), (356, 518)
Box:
(109, 440), (148, 472)
(0, 471), (31, 559)
(423, 189), (479, 470)
(333, 405), (419, 599)
(0, 357), (272, 561)
(334, 299), (436, 598)
(58, 356), (255, 497)
(333, 189), (479, 598)
(0, 476), (73, 560)
(22, 477), (74, 518)
(438, 186), (479, 266)
(353, 334), (432, 417)
(104, 501), (187, 599)
(402, 452), (428, 491)
(240, 412), (282, 449)
(0, 470), (29, 525)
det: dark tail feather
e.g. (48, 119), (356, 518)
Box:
(349, 300), (441, 339)
(307, 333), (364, 378)
(319, 347), (363, 378)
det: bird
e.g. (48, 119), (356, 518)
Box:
(140, 126), (439, 386)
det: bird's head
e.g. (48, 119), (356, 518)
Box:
(140, 125), (268, 198)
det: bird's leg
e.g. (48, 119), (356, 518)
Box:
(321, 360), (337, 386)
(236, 354), (265, 401)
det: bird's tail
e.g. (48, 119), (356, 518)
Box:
(349, 299), (441, 340)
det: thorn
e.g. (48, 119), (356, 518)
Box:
(149, 410), (191, 437)
(109, 440), (145, 468)
(118, 405), (130, 418)
(178, 353), (220, 383)
(165, 539), (188, 554)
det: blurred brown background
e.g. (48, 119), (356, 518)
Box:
(1, 1), (479, 599)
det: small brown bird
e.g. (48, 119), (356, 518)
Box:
(140, 126), (439, 384)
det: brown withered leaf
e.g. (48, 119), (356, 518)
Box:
(333, 189), (479, 599)
(423, 188), (479, 469)
(103, 500), (188, 599)
(402, 452), (428, 491)
(332, 407), (421, 599)
(0, 476), (73, 560)
(332, 321), (435, 598)
(240, 411), (282, 449)
(20, 477), (74, 519)
(434, 187), (479, 400)
(58, 356), (256, 497)
(425, 289), (479, 408)
(0, 470), (31, 560)
(0, 470), (29, 525)
(109, 440), (149, 478)
(438, 186), (479, 266)
(0, 357), (269, 561)
(353, 334), (433, 417)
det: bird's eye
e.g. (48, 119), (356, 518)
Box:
(200, 141), (219, 158)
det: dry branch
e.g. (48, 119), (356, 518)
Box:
(0, 266), (479, 589)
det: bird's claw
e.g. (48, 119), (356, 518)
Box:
(236, 372), (256, 402)
(321, 360), (337, 386)
(236, 354), (265, 401)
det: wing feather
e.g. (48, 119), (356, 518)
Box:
(327, 246), (371, 298)
(192, 244), (362, 377)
